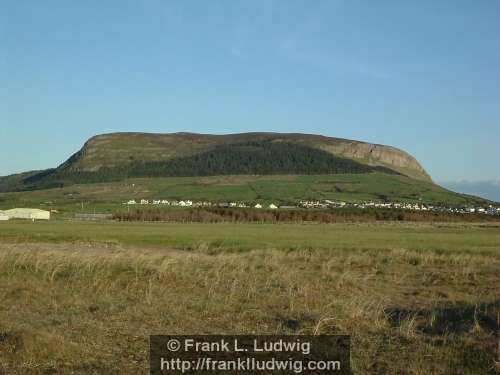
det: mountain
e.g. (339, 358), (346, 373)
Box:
(60, 132), (432, 180)
(0, 132), (493, 207)
(0, 132), (432, 192)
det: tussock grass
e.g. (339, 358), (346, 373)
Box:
(1, 239), (499, 374)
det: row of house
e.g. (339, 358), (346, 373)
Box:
(123, 197), (500, 215)
(124, 199), (279, 210)
(126, 199), (199, 206)
(299, 200), (500, 215)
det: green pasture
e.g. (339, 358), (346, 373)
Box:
(0, 173), (487, 216)
(1, 221), (499, 255)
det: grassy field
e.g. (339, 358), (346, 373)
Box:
(0, 174), (489, 217)
(1, 221), (499, 374)
(1, 221), (500, 254)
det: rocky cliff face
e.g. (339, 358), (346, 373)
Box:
(318, 141), (431, 181)
(63, 132), (432, 182)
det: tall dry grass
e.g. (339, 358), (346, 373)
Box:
(0, 242), (499, 374)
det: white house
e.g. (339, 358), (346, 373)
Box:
(269, 204), (278, 209)
(254, 203), (263, 209)
(140, 199), (149, 205)
(0, 211), (9, 221)
(126, 200), (137, 205)
(2, 208), (50, 220)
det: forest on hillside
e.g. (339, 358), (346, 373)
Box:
(127, 141), (398, 177)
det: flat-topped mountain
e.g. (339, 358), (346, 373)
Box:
(2, 132), (433, 192)
(67, 132), (430, 181)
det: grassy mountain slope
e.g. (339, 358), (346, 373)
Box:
(0, 174), (490, 216)
(0, 170), (55, 192)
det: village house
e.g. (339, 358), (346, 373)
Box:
(120, 197), (499, 216)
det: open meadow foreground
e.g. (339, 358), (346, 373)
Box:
(0, 221), (499, 374)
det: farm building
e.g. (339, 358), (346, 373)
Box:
(2, 208), (50, 220)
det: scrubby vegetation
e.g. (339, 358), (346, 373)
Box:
(113, 207), (500, 223)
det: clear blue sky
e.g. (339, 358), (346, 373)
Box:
(1, 0), (499, 182)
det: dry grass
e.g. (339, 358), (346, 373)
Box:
(0, 241), (499, 374)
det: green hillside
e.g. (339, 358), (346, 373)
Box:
(0, 173), (489, 216)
